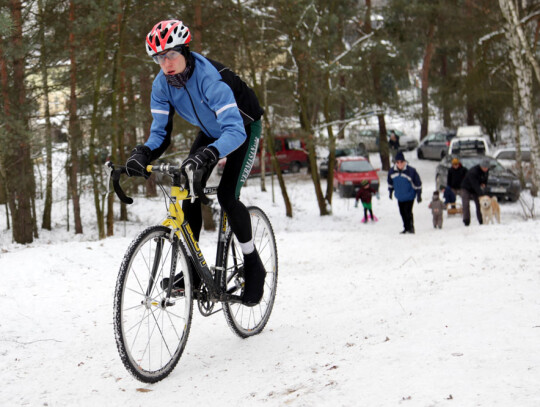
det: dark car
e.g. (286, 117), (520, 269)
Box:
(435, 155), (522, 202)
(319, 145), (368, 178)
(355, 129), (418, 153)
(417, 131), (456, 160)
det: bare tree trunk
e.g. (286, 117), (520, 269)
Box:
(512, 78), (527, 189)
(465, 0), (475, 125)
(259, 68), (269, 193)
(338, 74), (346, 140)
(89, 1), (106, 239)
(193, 1), (203, 47)
(139, 71), (157, 197)
(266, 125), (292, 217)
(107, 0), (132, 236)
(500, 0), (540, 196)
(500, 0), (540, 85)
(2, 0), (35, 243)
(440, 53), (452, 128)
(372, 63), (390, 171)
(189, 4), (215, 232)
(323, 69), (336, 205)
(38, 0), (53, 231)
(236, 0), (269, 195)
(365, 0), (390, 171)
(295, 49), (328, 216)
(68, 0), (83, 234)
(420, 24), (435, 141)
(118, 71), (128, 222)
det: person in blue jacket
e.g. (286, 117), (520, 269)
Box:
(125, 20), (265, 306)
(388, 151), (422, 234)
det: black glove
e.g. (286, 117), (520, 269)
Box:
(181, 146), (219, 173)
(126, 145), (151, 178)
(417, 194), (422, 203)
(389, 190), (393, 200)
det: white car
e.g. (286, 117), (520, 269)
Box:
(448, 136), (492, 156)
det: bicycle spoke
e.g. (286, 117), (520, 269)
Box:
(128, 308), (150, 352)
(222, 207), (277, 338)
(122, 301), (145, 313)
(114, 226), (193, 382)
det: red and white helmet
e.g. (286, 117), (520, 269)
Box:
(145, 20), (191, 57)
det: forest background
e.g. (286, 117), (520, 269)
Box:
(0, 0), (539, 244)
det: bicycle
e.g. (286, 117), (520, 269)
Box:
(107, 162), (278, 383)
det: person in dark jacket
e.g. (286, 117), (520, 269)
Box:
(447, 157), (467, 196)
(460, 158), (490, 226)
(355, 180), (379, 223)
(388, 130), (400, 161)
(125, 20), (265, 306)
(388, 151), (422, 234)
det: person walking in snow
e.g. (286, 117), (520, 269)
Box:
(388, 151), (422, 234)
(388, 130), (400, 161)
(355, 180), (379, 223)
(428, 190), (444, 229)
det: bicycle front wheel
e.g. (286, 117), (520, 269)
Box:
(221, 206), (278, 338)
(113, 225), (193, 383)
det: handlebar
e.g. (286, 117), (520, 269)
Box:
(106, 162), (133, 204)
(105, 162), (211, 205)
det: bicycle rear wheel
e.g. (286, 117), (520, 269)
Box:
(221, 206), (278, 338)
(113, 225), (193, 383)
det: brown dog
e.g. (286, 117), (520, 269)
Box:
(479, 195), (500, 224)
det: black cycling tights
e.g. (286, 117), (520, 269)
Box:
(182, 124), (256, 244)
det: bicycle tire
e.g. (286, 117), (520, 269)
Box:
(113, 225), (193, 383)
(221, 206), (278, 338)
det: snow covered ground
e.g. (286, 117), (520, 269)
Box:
(1, 150), (540, 406)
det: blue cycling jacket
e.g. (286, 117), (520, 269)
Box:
(388, 163), (422, 202)
(145, 52), (261, 158)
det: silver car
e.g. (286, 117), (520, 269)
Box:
(417, 131), (456, 160)
(355, 129), (418, 152)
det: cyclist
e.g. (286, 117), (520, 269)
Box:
(125, 20), (265, 306)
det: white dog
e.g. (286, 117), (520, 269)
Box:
(479, 195), (500, 224)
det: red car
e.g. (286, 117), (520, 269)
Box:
(333, 156), (380, 198)
(217, 135), (309, 176)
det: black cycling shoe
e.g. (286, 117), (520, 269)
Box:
(242, 249), (266, 307)
(160, 273), (185, 295)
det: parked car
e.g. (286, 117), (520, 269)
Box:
(416, 131), (456, 160)
(355, 128), (418, 153)
(456, 125), (484, 138)
(217, 135), (309, 176)
(435, 154), (521, 202)
(448, 136), (492, 156)
(333, 156), (380, 198)
(493, 147), (533, 188)
(319, 145), (368, 178)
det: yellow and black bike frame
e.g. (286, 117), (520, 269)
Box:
(148, 165), (232, 301)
